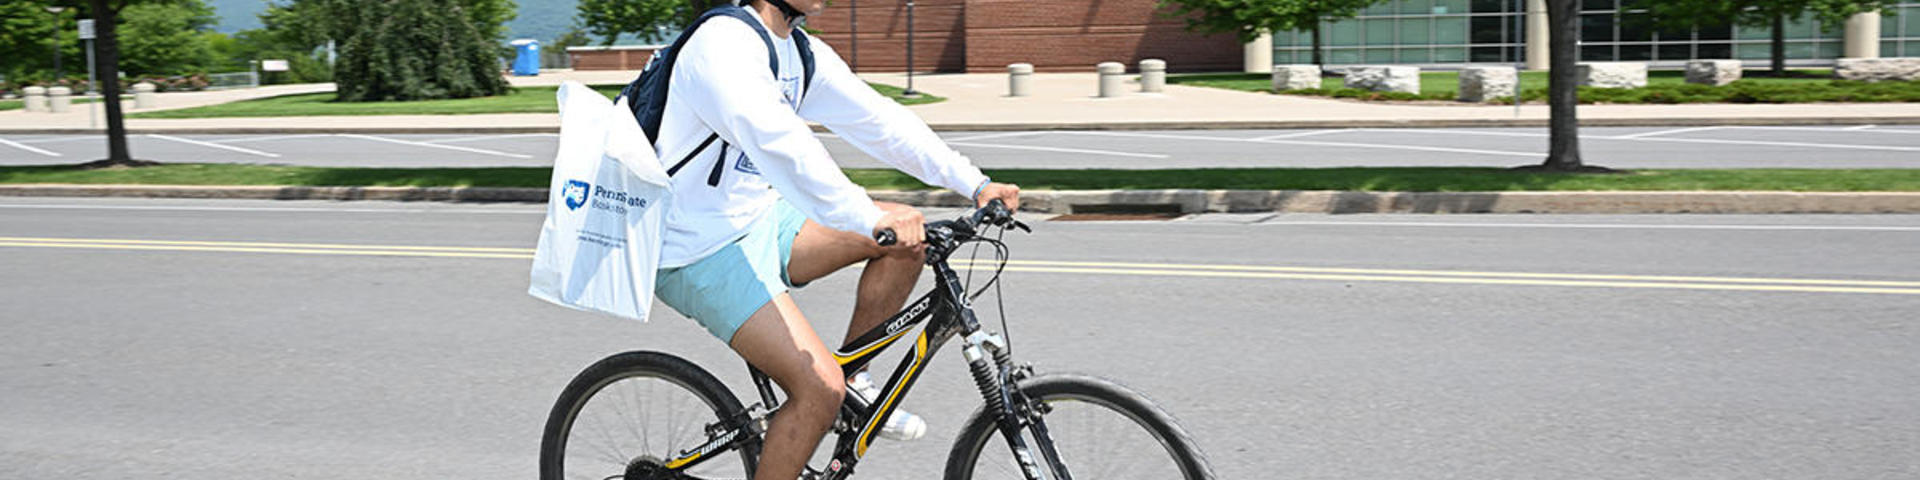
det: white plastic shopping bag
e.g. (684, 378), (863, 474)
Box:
(528, 81), (671, 321)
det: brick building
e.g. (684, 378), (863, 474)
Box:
(570, 0), (1242, 73)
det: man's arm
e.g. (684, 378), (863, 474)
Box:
(796, 39), (1019, 209)
(669, 19), (884, 235)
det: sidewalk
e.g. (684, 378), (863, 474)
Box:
(3, 72), (1919, 133)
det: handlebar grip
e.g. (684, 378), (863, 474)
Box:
(874, 229), (897, 247)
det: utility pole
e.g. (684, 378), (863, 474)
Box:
(46, 6), (66, 81)
(903, 0), (918, 97)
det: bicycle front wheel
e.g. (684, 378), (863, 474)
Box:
(540, 351), (759, 480)
(943, 374), (1214, 480)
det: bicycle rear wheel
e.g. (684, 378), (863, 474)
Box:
(944, 374), (1213, 480)
(540, 351), (759, 480)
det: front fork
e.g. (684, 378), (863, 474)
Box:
(962, 329), (1072, 480)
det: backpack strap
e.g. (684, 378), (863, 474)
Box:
(793, 28), (816, 99)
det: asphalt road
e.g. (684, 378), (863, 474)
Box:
(3, 198), (1919, 479)
(4, 125), (1920, 169)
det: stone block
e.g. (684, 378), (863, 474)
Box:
(1458, 66), (1517, 102)
(1271, 65), (1322, 91)
(1577, 62), (1648, 89)
(1343, 66), (1420, 94)
(1834, 58), (1920, 82)
(1685, 60), (1742, 86)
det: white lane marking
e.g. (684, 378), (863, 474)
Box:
(1844, 125), (1877, 131)
(1062, 131), (1539, 157)
(1389, 129), (1545, 138)
(1242, 220), (1920, 232)
(17, 136), (100, 145)
(1616, 126), (1722, 139)
(423, 133), (559, 144)
(336, 134), (533, 159)
(147, 134), (281, 158)
(944, 132), (1035, 142)
(212, 134), (336, 144)
(1729, 125), (1920, 135)
(0, 138), (62, 157)
(1589, 135), (1920, 153)
(1250, 130), (1345, 141)
(0, 203), (543, 214)
(946, 141), (1169, 159)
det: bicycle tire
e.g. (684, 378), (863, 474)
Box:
(943, 374), (1214, 480)
(540, 351), (760, 480)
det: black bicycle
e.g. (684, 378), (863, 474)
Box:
(539, 200), (1213, 480)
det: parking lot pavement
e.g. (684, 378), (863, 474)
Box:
(2, 125), (1917, 169)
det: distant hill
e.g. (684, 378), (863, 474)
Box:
(208, 0), (583, 44)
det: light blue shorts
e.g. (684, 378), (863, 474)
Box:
(654, 201), (810, 343)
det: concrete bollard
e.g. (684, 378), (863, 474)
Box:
(47, 86), (72, 113)
(1097, 62), (1125, 98)
(133, 82), (157, 109)
(22, 86), (47, 113)
(1007, 63), (1033, 97)
(1139, 59), (1166, 93)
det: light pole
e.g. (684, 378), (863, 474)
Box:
(46, 6), (66, 82)
(903, 0), (917, 97)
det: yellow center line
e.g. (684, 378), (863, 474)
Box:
(4, 236), (1916, 295)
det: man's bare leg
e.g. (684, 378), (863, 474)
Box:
(787, 202), (926, 347)
(728, 294), (844, 480)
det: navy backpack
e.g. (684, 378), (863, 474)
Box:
(618, 4), (816, 187)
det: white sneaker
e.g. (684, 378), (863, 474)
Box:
(848, 371), (928, 441)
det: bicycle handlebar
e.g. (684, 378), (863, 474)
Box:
(874, 199), (1026, 248)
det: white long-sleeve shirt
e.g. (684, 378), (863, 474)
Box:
(652, 8), (989, 268)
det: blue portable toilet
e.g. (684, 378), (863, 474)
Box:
(510, 39), (541, 76)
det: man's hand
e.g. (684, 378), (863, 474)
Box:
(873, 207), (926, 248)
(975, 182), (1021, 211)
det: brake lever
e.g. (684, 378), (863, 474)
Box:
(1008, 219), (1032, 233)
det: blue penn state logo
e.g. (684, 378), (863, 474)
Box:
(562, 180), (590, 211)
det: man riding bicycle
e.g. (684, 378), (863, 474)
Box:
(647, 1), (1020, 479)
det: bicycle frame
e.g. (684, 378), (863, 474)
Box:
(654, 253), (1067, 480)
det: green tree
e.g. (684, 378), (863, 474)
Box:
(323, 0), (509, 101)
(0, 0), (82, 84)
(1641, 0), (1895, 76)
(115, 0), (217, 76)
(576, 0), (726, 45)
(1158, 0), (1385, 66)
(73, 0), (197, 168)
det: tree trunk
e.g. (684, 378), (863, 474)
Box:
(90, 0), (136, 167)
(1770, 12), (1786, 76)
(1542, 0), (1582, 170)
(1310, 23), (1323, 67)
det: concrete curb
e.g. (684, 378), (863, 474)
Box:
(5, 185), (1918, 214)
(6, 116), (1920, 135)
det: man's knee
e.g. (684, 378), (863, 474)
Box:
(790, 356), (848, 405)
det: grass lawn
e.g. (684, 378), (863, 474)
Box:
(1, 96), (107, 111)
(1165, 69), (1920, 103)
(5, 164), (1916, 192)
(127, 82), (942, 119)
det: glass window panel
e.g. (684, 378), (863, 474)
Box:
(1435, 16), (1470, 44)
(1654, 20), (1690, 41)
(1735, 43), (1769, 59)
(1400, 47), (1433, 63)
(1881, 11), (1898, 37)
(1401, 0), (1432, 15)
(1734, 25), (1769, 41)
(1816, 41), (1841, 58)
(1816, 20), (1843, 39)
(1366, 48), (1396, 63)
(1582, 44), (1616, 61)
(1906, 8), (1920, 34)
(1331, 20), (1362, 46)
(1433, 0), (1469, 15)
(1435, 47), (1468, 62)
(1883, 40), (1899, 57)
(1581, 14), (1615, 42)
(1507, 45), (1523, 62)
(1696, 42), (1732, 59)
(1472, 46), (1504, 62)
(1656, 43), (1690, 60)
(1471, 16), (1505, 44)
(1785, 41), (1816, 59)
(1699, 24), (1733, 41)
(1273, 31), (1296, 47)
(1619, 13), (1652, 42)
(1364, 2), (1395, 15)
(1620, 44), (1652, 60)
(1783, 15), (1816, 39)
(1470, 0), (1504, 14)
(1366, 18), (1396, 45)
(1581, 0), (1615, 12)
(1329, 48), (1363, 64)
(1400, 18), (1433, 45)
